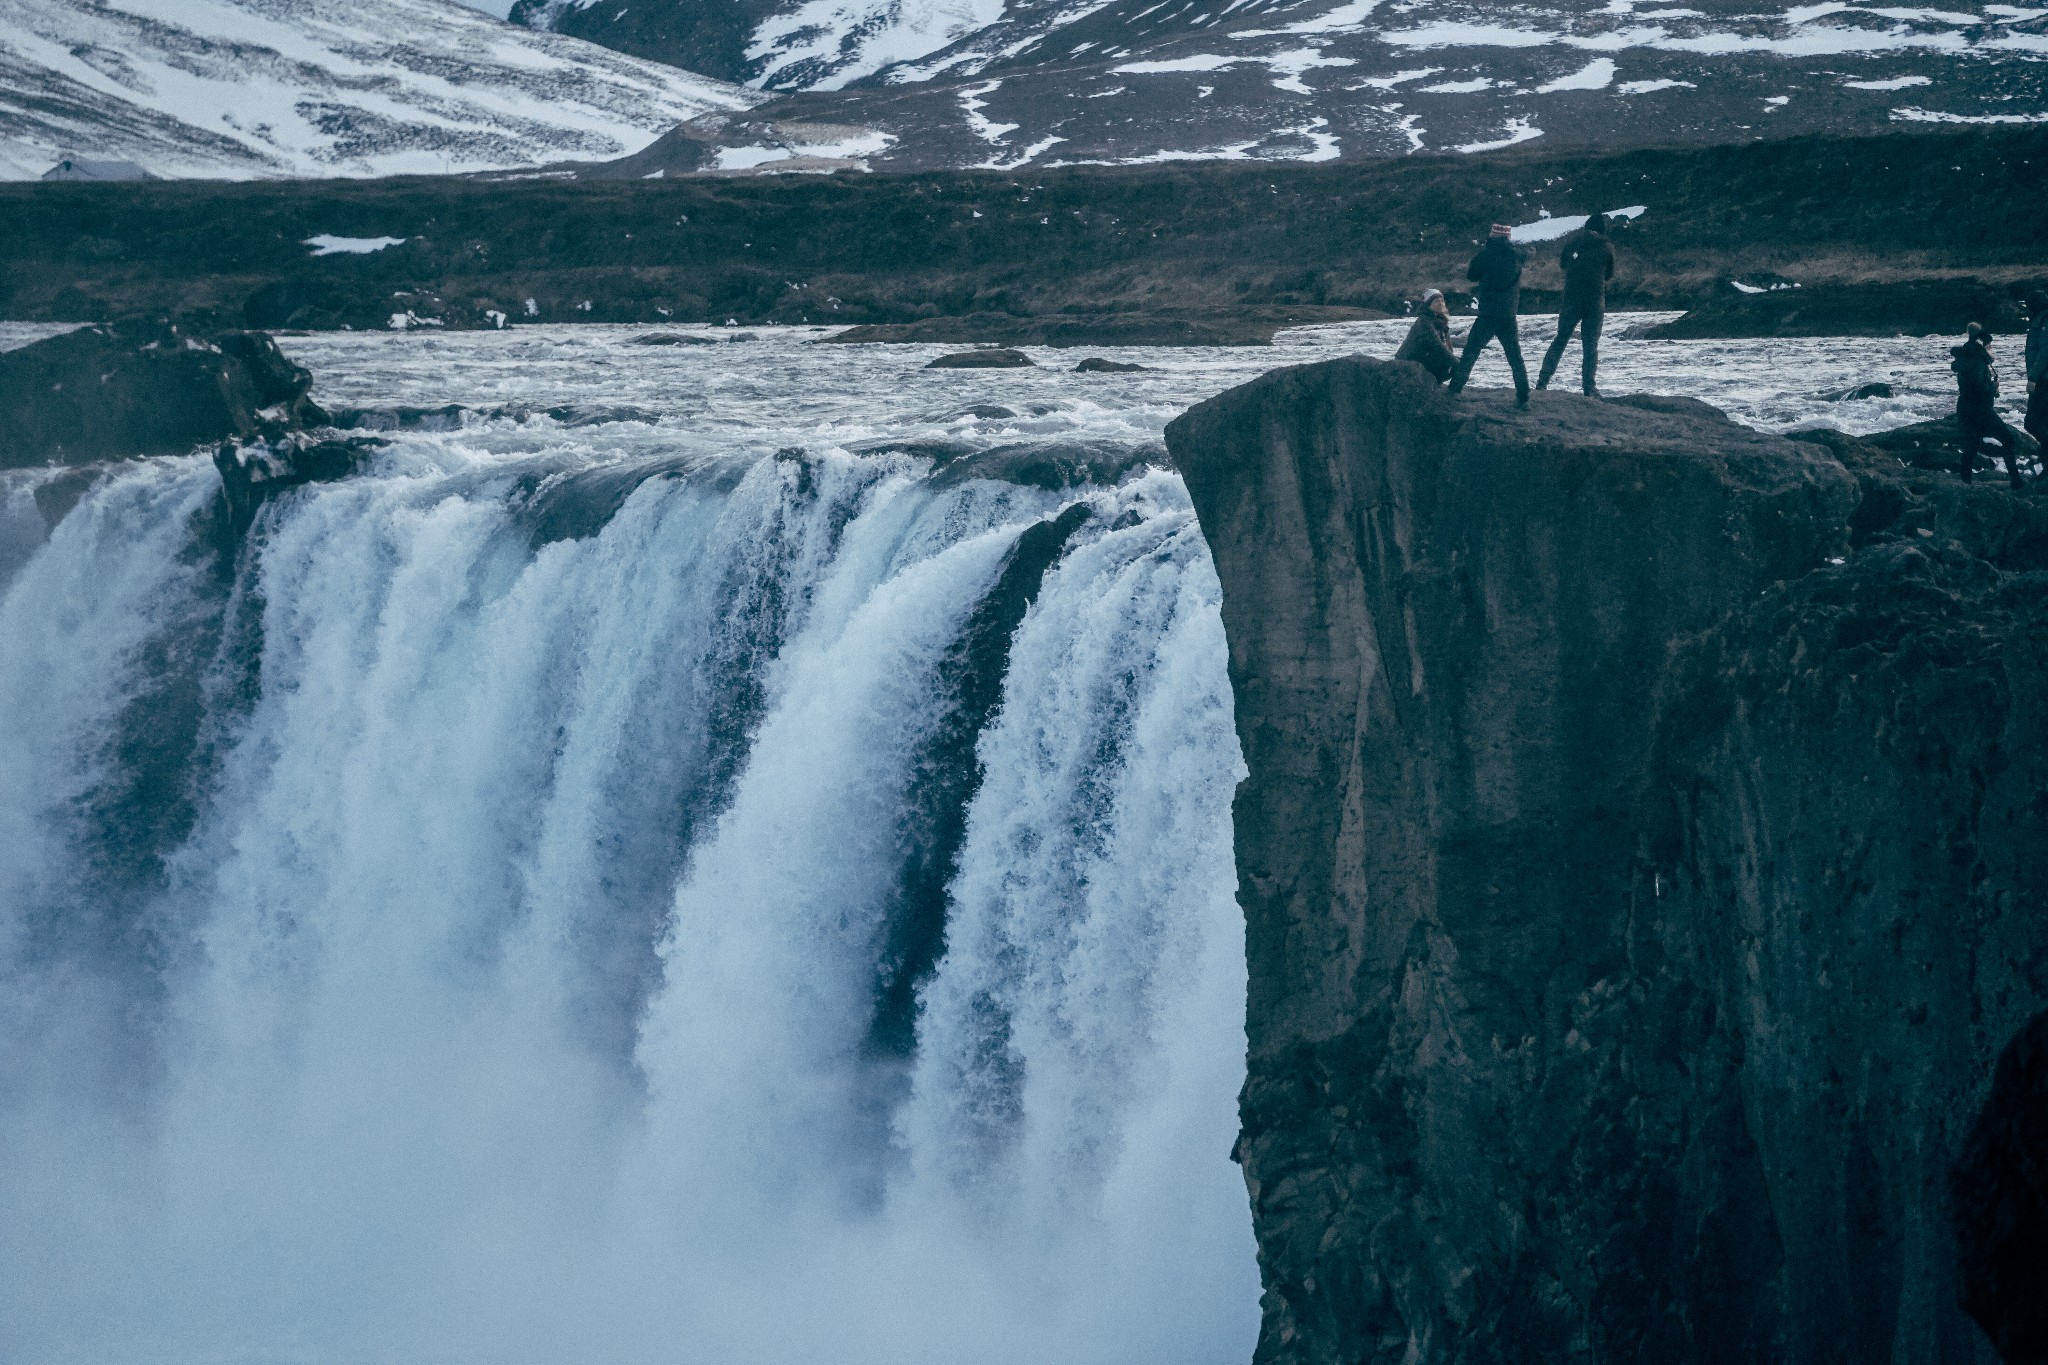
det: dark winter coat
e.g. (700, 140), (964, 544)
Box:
(1466, 238), (1524, 319)
(1953, 340), (2000, 423)
(2027, 313), (2048, 386)
(1558, 227), (1616, 306)
(1395, 312), (1456, 380)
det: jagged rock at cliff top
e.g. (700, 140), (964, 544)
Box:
(212, 434), (379, 540)
(1166, 359), (2048, 1365)
(0, 325), (326, 468)
(1953, 1009), (2048, 1365)
(925, 348), (1036, 369)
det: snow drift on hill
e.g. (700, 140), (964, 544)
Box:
(0, 0), (758, 180)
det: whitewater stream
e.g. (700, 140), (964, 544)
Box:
(0, 318), (2008, 1365)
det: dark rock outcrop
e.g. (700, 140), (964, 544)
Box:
(1166, 358), (2048, 1365)
(1842, 415), (2045, 476)
(924, 347), (1035, 369)
(1953, 1009), (2048, 1365)
(1075, 357), (1146, 373)
(213, 434), (379, 539)
(1, 324), (325, 468)
(1638, 280), (2034, 340)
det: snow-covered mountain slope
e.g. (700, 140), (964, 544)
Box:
(525, 0), (2048, 168)
(0, 0), (758, 180)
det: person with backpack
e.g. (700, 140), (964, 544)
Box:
(1448, 225), (1530, 406)
(1953, 322), (2026, 489)
(1537, 212), (1616, 397)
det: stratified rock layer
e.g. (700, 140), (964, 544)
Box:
(1165, 359), (2048, 1365)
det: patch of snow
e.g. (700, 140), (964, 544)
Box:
(1843, 73), (1932, 86)
(1863, 7), (1983, 21)
(1454, 117), (1544, 152)
(1617, 77), (1696, 92)
(1232, 0), (1386, 37)
(1764, 94), (1791, 106)
(1892, 104), (2048, 121)
(1533, 57), (1617, 91)
(1112, 53), (1240, 73)
(1087, 85), (1128, 97)
(1265, 47), (1358, 93)
(1384, 21), (1559, 48)
(959, 81), (1021, 142)
(1511, 203), (1645, 241)
(1351, 67), (1443, 88)
(975, 133), (1066, 169)
(746, 0), (1007, 92)
(1380, 10), (2016, 58)
(1420, 76), (1499, 92)
(716, 145), (795, 169)
(304, 234), (407, 255)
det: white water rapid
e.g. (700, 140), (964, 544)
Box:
(0, 318), (2012, 1365)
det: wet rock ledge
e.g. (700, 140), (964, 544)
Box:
(1166, 359), (2048, 1365)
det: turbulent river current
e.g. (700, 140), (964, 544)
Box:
(0, 319), (2006, 1365)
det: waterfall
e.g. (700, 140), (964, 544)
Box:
(0, 437), (1257, 1364)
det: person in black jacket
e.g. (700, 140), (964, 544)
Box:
(1953, 323), (2025, 488)
(1537, 212), (1616, 396)
(1448, 225), (1530, 405)
(2025, 292), (2048, 450)
(1394, 287), (1457, 381)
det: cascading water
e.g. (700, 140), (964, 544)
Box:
(0, 393), (1256, 1364)
(0, 318), (1994, 1364)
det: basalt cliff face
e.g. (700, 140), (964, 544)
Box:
(1166, 359), (2048, 1365)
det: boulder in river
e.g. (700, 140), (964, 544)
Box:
(1074, 357), (1146, 373)
(1168, 359), (2048, 1365)
(925, 348), (1035, 369)
(1, 323), (325, 468)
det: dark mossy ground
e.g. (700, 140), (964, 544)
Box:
(5, 126), (2043, 337)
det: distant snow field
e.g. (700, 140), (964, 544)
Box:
(0, 0), (757, 180)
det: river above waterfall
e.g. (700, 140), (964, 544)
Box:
(0, 317), (1999, 1365)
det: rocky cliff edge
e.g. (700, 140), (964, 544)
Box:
(1166, 359), (2048, 1365)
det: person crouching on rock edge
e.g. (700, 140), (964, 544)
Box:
(1448, 224), (1530, 406)
(1395, 288), (1457, 382)
(1953, 322), (2026, 489)
(1538, 212), (1615, 398)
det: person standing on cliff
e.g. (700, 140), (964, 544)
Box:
(1536, 212), (1616, 397)
(1448, 225), (1530, 406)
(1953, 323), (2025, 489)
(1395, 288), (1457, 382)
(2025, 292), (2048, 451)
